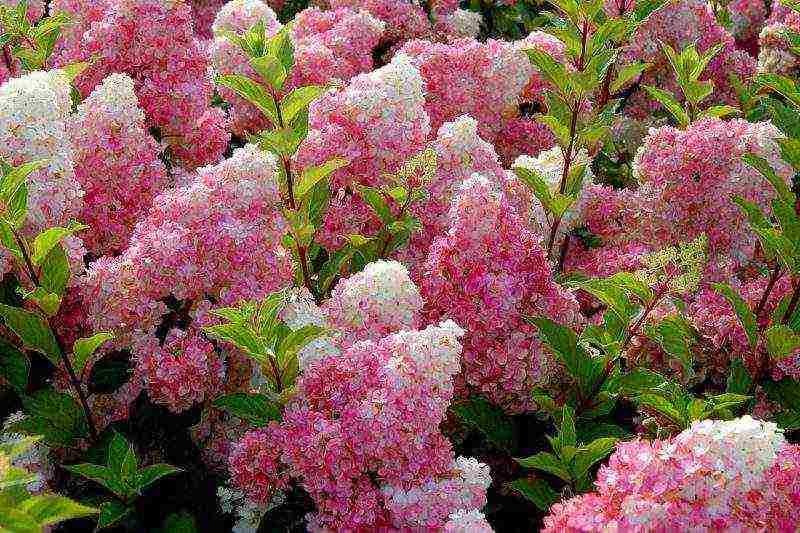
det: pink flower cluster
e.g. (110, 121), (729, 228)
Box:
(398, 37), (530, 146)
(209, 1), (385, 137)
(55, 0), (230, 168)
(229, 321), (492, 530)
(296, 53), (431, 249)
(632, 117), (791, 274)
(619, 0), (754, 117)
(543, 417), (800, 532)
(422, 175), (581, 411)
(68, 73), (169, 257)
(82, 145), (293, 412)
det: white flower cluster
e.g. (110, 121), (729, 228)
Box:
(0, 70), (84, 232)
(670, 416), (786, 493)
(513, 147), (595, 242)
(196, 144), (282, 209)
(445, 9), (483, 38)
(385, 320), (465, 390)
(75, 73), (144, 127)
(444, 509), (495, 532)
(325, 260), (424, 343)
(211, 0), (280, 34)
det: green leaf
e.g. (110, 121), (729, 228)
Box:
(636, 392), (685, 427)
(513, 166), (553, 213)
(611, 61), (648, 94)
(726, 358), (752, 395)
(743, 153), (794, 205)
(267, 26), (294, 70)
(702, 105), (739, 120)
(87, 353), (130, 395)
(515, 452), (571, 482)
(525, 49), (573, 96)
(73, 332), (114, 375)
(643, 85), (689, 127)
(355, 185), (392, 224)
(280, 85), (326, 125)
(606, 272), (654, 303)
(649, 315), (694, 371)
(63, 464), (128, 499)
(713, 283), (758, 349)
(450, 397), (514, 451)
(160, 512), (197, 533)
(134, 464), (181, 493)
(0, 304), (60, 365)
(507, 478), (559, 511)
(9, 389), (87, 448)
(212, 392), (282, 427)
(17, 494), (97, 526)
(0, 337), (29, 393)
(250, 55), (286, 91)
(295, 158), (346, 200)
(571, 437), (617, 479)
(203, 323), (265, 361)
(97, 500), (131, 529)
(38, 243), (70, 301)
(215, 74), (277, 123)
(30, 223), (86, 265)
(765, 324), (800, 360)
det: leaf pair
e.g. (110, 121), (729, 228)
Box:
(65, 433), (180, 529)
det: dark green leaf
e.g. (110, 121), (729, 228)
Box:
(450, 397), (514, 451)
(507, 478), (559, 511)
(212, 392), (282, 427)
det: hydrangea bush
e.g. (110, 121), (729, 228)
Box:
(2, 0), (800, 531)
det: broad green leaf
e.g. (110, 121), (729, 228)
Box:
(295, 159), (346, 200)
(280, 86), (326, 125)
(611, 61), (648, 93)
(513, 166), (553, 212)
(134, 464), (181, 493)
(9, 390), (87, 448)
(73, 332), (114, 374)
(607, 272), (654, 303)
(267, 27), (294, 70)
(643, 85), (689, 127)
(212, 392), (282, 427)
(250, 55), (285, 90)
(636, 392), (685, 427)
(160, 512), (197, 533)
(649, 315), (694, 371)
(765, 324), (800, 360)
(30, 223), (86, 265)
(450, 397), (514, 451)
(355, 185), (392, 224)
(507, 478), (559, 511)
(515, 452), (571, 482)
(0, 337), (29, 393)
(571, 437), (617, 479)
(216, 74), (278, 123)
(63, 463), (128, 499)
(203, 323), (265, 360)
(0, 304), (60, 365)
(97, 500), (131, 530)
(38, 243), (70, 301)
(726, 358), (752, 395)
(702, 105), (739, 119)
(743, 153), (794, 205)
(526, 49), (573, 96)
(713, 283), (758, 349)
(17, 494), (97, 526)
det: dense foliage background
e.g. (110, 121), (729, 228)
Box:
(3, 0), (800, 531)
